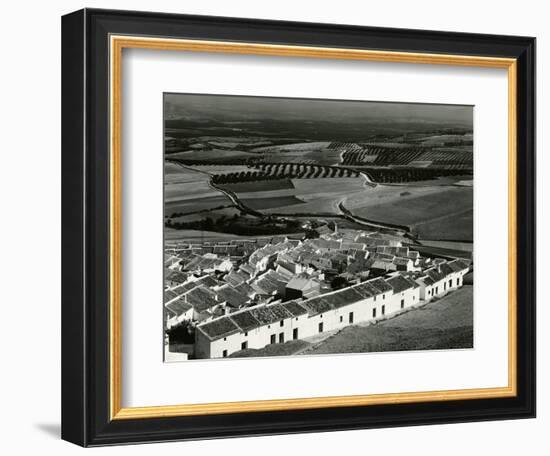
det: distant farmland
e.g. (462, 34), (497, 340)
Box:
(345, 185), (473, 241)
(164, 163), (232, 216)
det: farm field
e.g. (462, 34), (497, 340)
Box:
(164, 229), (251, 243)
(250, 141), (343, 165)
(164, 163), (232, 216)
(220, 179), (295, 193)
(415, 209), (473, 242)
(306, 285), (473, 355)
(166, 149), (255, 161)
(242, 196), (305, 210)
(217, 176), (371, 215)
(165, 196), (231, 215)
(345, 184), (473, 240)
(418, 239), (474, 252)
(263, 177), (371, 215)
(379, 175), (473, 187)
(251, 141), (331, 152)
(192, 165), (253, 175)
(170, 207), (240, 223)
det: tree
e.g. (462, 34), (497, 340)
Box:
(167, 320), (195, 344)
(331, 276), (349, 290)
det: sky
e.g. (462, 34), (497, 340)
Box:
(164, 92), (473, 128)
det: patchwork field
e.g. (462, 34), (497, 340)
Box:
(166, 161), (473, 241)
(263, 177), (371, 214)
(250, 141), (343, 165)
(165, 229), (250, 243)
(192, 165), (253, 175)
(218, 176), (370, 214)
(166, 149), (255, 161)
(164, 163), (232, 216)
(242, 196), (305, 210)
(220, 179), (295, 193)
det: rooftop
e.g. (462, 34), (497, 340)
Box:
(386, 275), (417, 293)
(280, 301), (309, 317)
(229, 311), (260, 332)
(198, 318), (240, 341)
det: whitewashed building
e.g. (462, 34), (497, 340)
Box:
(195, 272), (423, 358)
(414, 259), (470, 302)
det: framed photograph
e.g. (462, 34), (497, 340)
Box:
(61, 8), (536, 446)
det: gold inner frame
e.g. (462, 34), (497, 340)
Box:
(109, 35), (518, 420)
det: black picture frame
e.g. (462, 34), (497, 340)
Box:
(62, 8), (536, 447)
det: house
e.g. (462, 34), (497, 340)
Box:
(285, 277), (321, 300)
(164, 297), (194, 328)
(393, 257), (414, 271)
(173, 286), (226, 322)
(195, 273), (426, 358)
(164, 270), (189, 288)
(223, 270), (249, 287)
(238, 263), (256, 279)
(181, 254), (233, 274)
(164, 253), (182, 270)
(250, 270), (288, 297)
(414, 259), (470, 301)
(215, 284), (251, 309)
(370, 259), (397, 273)
(276, 253), (308, 275)
(386, 275), (420, 312)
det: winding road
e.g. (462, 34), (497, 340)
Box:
(168, 160), (412, 238)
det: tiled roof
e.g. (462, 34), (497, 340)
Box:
(373, 252), (396, 261)
(352, 282), (376, 298)
(281, 301), (309, 317)
(165, 270), (188, 283)
(275, 265), (295, 280)
(267, 303), (294, 321)
(393, 257), (412, 265)
(186, 287), (220, 313)
(386, 275), (415, 293)
(239, 263), (255, 276)
(248, 307), (280, 325)
(301, 296), (333, 316)
(234, 282), (256, 297)
(368, 278), (393, 293)
(198, 318), (240, 341)
(224, 270), (247, 287)
(164, 288), (180, 303)
(229, 311), (260, 332)
(216, 285), (250, 308)
(286, 277), (318, 291)
(448, 259), (471, 272)
(418, 275), (435, 286)
(252, 270), (288, 295)
(426, 267), (446, 282)
(165, 296), (193, 317)
(323, 288), (364, 309)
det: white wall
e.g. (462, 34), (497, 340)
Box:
(0, 0), (546, 455)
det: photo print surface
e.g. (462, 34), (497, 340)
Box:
(163, 93), (474, 362)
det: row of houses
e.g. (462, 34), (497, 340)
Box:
(195, 259), (470, 359)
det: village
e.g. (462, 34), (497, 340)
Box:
(164, 224), (471, 360)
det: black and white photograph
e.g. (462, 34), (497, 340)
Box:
(163, 94), (474, 361)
